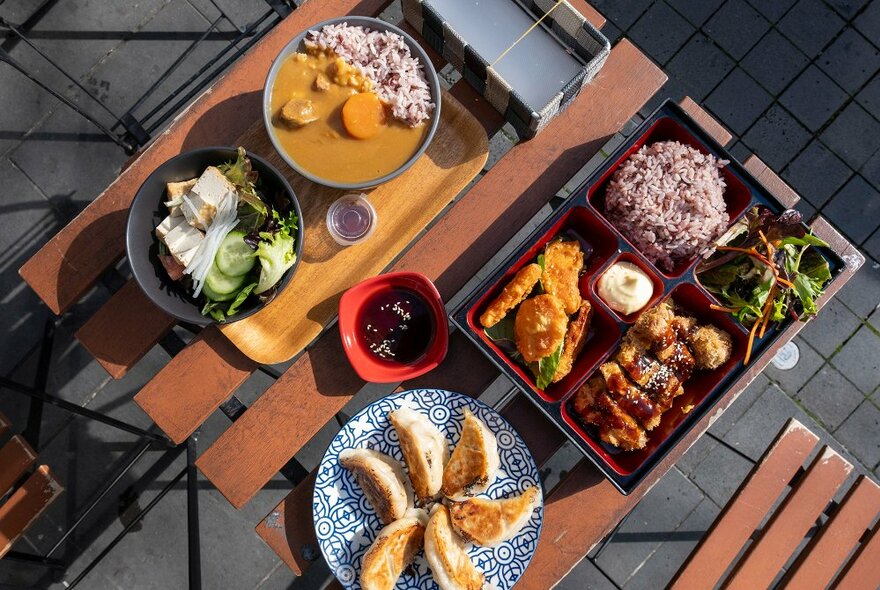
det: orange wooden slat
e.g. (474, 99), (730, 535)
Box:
(133, 326), (257, 444)
(784, 476), (880, 589)
(726, 446), (854, 589)
(678, 96), (733, 146)
(198, 38), (667, 510)
(18, 0), (393, 315)
(743, 155), (800, 209)
(75, 280), (176, 379)
(0, 465), (63, 558)
(0, 436), (37, 497)
(669, 419), (820, 589)
(833, 522), (880, 590)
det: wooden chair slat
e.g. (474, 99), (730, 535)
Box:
(669, 419), (820, 589)
(75, 280), (176, 379)
(832, 521), (880, 590)
(0, 436), (37, 498)
(678, 97), (733, 146)
(18, 0), (393, 315)
(743, 155), (800, 209)
(197, 38), (666, 509)
(783, 475), (880, 589)
(0, 465), (63, 559)
(725, 446), (854, 590)
(133, 326), (257, 444)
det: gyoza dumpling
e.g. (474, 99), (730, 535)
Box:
(441, 409), (500, 500)
(388, 408), (448, 505)
(360, 509), (428, 590)
(424, 504), (484, 590)
(448, 485), (541, 547)
(339, 449), (412, 525)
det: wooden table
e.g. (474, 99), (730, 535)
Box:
(18, 1), (864, 588)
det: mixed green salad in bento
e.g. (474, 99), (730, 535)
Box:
(154, 147), (298, 321)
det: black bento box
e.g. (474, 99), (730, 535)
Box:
(450, 99), (846, 494)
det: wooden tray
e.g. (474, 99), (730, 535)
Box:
(219, 90), (488, 364)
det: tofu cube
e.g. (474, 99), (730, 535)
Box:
(155, 214), (185, 241)
(164, 223), (204, 267)
(182, 167), (236, 230)
(166, 178), (198, 199)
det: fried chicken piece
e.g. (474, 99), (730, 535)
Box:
(542, 240), (584, 315)
(280, 98), (318, 127)
(552, 299), (592, 383)
(600, 362), (662, 430)
(572, 378), (647, 451)
(313, 72), (331, 91)
(627, 301), (675, 350)
(655, 340), (696, 382)
(479, 264), (542, 328)
(688, 325), (733, 370)
(514, 294), (568, 362)
(671, 314), (698, 340)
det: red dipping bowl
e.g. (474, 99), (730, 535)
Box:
(338, 272), (449, 383)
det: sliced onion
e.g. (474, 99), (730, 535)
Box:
(184, 189), (240, 297)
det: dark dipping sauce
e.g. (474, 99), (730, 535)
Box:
(360, 288), (434, 364)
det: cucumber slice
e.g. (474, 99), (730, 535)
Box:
(215, 230), (257, 277)
(204, 263), (247, 301)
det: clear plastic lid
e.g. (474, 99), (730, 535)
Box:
(326, 193), (377, 246)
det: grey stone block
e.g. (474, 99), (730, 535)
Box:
(821, 102), (880, 169)
(622, 498), (720, 590)
(628, 1), (696, 66)
(556, 557), (617, 590)
(825, 0), (869, 19)
(796, 364), (865, 430)
(799, 297), (862, 357)
(588, 0), (654, 30)
(861, 145), (880, 194)
(742, 104), (811, 170)
(484, 129), (516, 172)
(594, 467), (704, 586)
(666, 33), (735, 101)
(817, 27), (880, 94)
(669, 0), (725, 26)
(704, 0), (770, 60)
(742, 30), (809, 95)
(675, 432), (719, 477)
(687, 433), (754, 506)
(780, 66), (849, 133)
(709, 373), (770, 437)
(764, 337), (824, 396)
(783, 140), (853, 208)
(178, 0), (270, 30)
(722, 384), (813, 461)
(830, 324), (880, 394)
(836, 259), (880, 318)
(823, 175), (880, 244)
(778, 0), (846, 55)
(254, 561), (297, 589)
(865, 231), (880, 263)
(834, 399), (880, 468)
(705, 68), (773, 135)
(855, 0), (880, 47)
(745, 0), (797, 22)
(856, 74), (880, 122)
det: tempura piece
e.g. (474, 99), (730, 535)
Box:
(552, 299), (592, 383)
(542, 240), (584, 315)
(514, 294), (568, 362)
(479, 263), (542, 328)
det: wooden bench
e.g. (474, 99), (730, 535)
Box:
(0, 413), (64, 560)
(671, 418), (880, 590)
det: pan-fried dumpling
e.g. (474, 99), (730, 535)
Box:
(388, 408), (448, 505)
(339, 449), (412, 525)
(448, 485), (541, 547)
(424, 504), (484, 590)
(360, 509), (428, 590)
(441, 409), (500, 500)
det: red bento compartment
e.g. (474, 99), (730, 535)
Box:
(561, 282), (749, 476)
(587, 117), (753, 278)
(466, 207), (621, 402)
(589, 251), (665, 323)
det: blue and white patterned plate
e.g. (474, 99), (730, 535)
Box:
(313, 389), (543, 589)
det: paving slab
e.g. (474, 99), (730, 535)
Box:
(822, 174), (880, 244)
(778, 0), (846, 56)
(780, 66), (849, 133)
(628, 1), (695, 66)
(856, 73), (880, 120)
(825, 0), (870, 19)
(594, 467), (704, 586)
(253, 561), (298, 589)
(705, 68), (773, 135)
(186, 0), (277, 29)
(796, 364), (865, 430)
(675, 433), (720, 478)
(782, 139), (853, 208)
(862, 144), (880, 190)
(742, 103), (811, 170)
(587, 0), (653, 30)
(557, 557), (617, 590)
(855, 0), (880, 46)
(666, 33), (734, 101)
(746, 0), (797, 22)
(834, 399), (880, 469)
(668, 0), (724, 26)
(836, 258), (880, 318)
(703, 0), (769, 60)
(817, 27), (880, 94)
(821, 102), (880, 169)
(741, 29), (809, 96)
(708, 372), (770, 437)
(830, 324), (880, 394)
(865, 230), (880, 262)
(799, 296), (862, 357)
(764, 337), (824, 396)
(685, 435), (753, 507)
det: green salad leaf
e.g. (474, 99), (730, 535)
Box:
(254, 209), (298, 294)
(218, 147), (268, 232)
(531, 341), (563, 390)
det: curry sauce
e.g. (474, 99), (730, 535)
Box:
(269, 51), (429, 184)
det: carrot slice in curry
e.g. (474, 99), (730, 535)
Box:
(342, 92), (387, 139)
